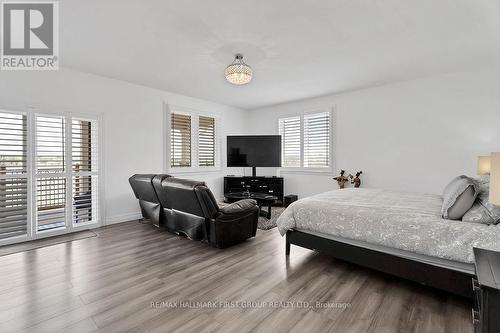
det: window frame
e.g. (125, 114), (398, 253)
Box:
(278, 108), (335, 174)
(0, 105), (103, 247)
(165, 104), (220, 174)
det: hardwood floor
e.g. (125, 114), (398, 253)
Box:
(0, 221), (473, 333)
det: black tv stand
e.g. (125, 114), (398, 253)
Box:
(224, 176), (284, 206)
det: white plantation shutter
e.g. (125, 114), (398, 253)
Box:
(72, 119), (98, 172)
(72, 119), (99, 225)
(198, 116), (215, 167)
(35, 115), (101, 231)
(73, 175), (98, 224)
(35, 115), (66, 231)
(0, 112), (28, 239)
(0, 111), (100, 245)
(171, 113), (191, 167)
(279, 116), (301, 167)
(303, 112), (330, 168)
(278, 111), (332, 169)
(36, 116), (65, 174)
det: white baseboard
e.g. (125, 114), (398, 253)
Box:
(105, 212), (142, 225)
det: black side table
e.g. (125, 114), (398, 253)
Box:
(224, 192), (277, 219)
(284, 194), (298, 207)
(473, 247), (500, 333)
(256, 196), (277, 219)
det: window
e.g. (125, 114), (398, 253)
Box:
(170, 113), (192, 167)
(279, 111), (331, 169)
(198, 116), (215, 167)
(169, 110), (217, 170)
(0, 110), (100, 244)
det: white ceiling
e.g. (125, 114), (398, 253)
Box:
(60, 0), (500, 109)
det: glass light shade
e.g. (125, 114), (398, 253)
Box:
(490, 152), (500, 205)
(225, 54), (252, 85)
(477, 155), (491, 175)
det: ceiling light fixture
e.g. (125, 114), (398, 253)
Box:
(224, 54), (252, 85)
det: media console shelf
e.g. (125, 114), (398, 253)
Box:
(224, 176), (284, 206)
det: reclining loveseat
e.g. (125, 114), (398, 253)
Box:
(129, 174), (259, 248)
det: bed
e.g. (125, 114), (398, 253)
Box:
(277, 188), (500, 298)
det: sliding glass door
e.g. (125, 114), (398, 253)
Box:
(0, 110), (100, 246)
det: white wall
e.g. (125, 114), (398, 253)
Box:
(0, 68), (249, 225)
(246, 69), (500, 198)
(1, 67), (499, 226)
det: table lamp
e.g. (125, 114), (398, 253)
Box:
(490, 152), (500, 205)
(477, 155), (491, 175)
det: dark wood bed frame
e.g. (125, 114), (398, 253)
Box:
(285, 229), (474, 299)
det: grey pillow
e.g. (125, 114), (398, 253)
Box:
(463, 176), (500, 225)
(441, 175), (479, 220)
(462, 201), (495, 225)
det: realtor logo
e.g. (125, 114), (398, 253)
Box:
(1, 1), (59, 70)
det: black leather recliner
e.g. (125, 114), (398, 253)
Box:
(154, 177), (259, 248)
(128, 174), (171, 227)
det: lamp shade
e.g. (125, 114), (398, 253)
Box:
(477, 155), (491, 175)
(490, 152), (500, 205)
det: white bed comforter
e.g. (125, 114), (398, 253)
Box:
(276, 188), (500, 263)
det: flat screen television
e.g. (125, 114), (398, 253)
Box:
(227, 135), (281, 176)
